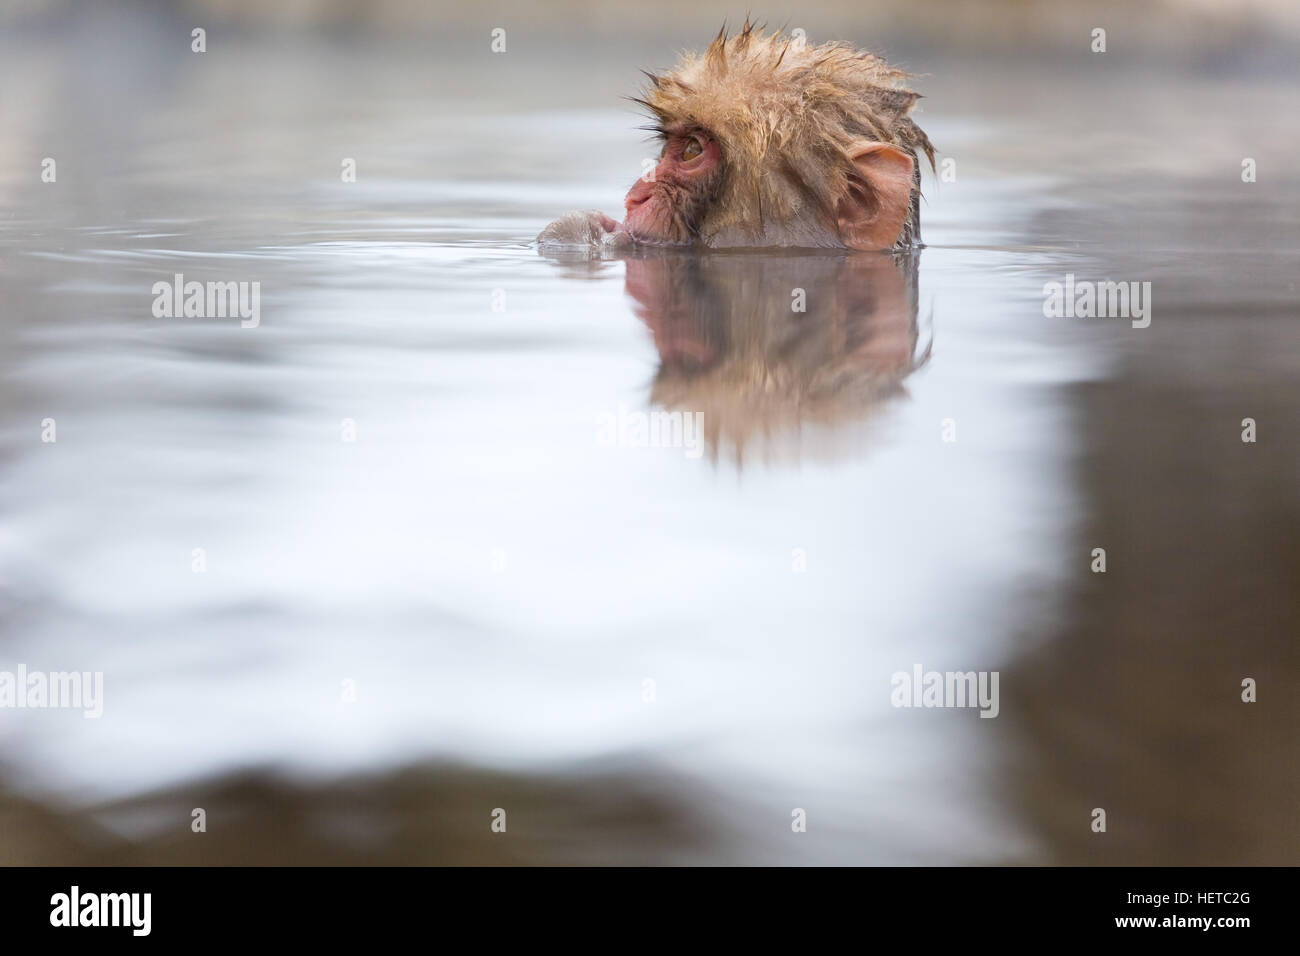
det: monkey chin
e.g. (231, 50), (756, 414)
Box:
(622, 230), (696, 249)
(620, 200), (701, 247)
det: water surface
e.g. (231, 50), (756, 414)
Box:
(1, 20), (1297, 864)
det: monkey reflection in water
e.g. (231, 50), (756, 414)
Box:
(621, 251), (927, 464)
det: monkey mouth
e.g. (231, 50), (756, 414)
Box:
(626, 232), (693, 247)
(620, 220), (696, 247)
(621, 197), (700, 246)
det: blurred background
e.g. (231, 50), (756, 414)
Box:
(0, 0), (1296, 864)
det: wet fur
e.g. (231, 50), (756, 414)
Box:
(636, 21), (935, 250)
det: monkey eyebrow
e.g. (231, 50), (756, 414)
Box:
(633, 121), (708, 150)
(637, 120), (702, 137)
(627, 94), (674, 138)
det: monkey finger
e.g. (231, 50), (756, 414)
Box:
(537, 210), (621, 246)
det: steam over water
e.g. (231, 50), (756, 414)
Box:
(0, 10), (1296, 863)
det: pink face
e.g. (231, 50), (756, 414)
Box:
(620, 129), (724, 245)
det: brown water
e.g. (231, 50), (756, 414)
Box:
(1, 14), (1297, 864)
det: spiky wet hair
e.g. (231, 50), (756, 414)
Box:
(635, 21), (935, 249)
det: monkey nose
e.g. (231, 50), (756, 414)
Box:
(624, 179), (654, 212)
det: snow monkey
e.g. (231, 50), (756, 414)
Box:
(538, 22), (935, 252)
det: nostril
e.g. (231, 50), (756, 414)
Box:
(625, 179), (655, 212)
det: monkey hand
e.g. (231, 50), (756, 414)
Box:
(537, 210), (622, 248)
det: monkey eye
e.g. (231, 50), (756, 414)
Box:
(681, 136), (704, 161)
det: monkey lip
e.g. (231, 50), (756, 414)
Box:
(620, 214), (694, 246)
(624, 232), (693, 247)
(620, 202), (673, 245)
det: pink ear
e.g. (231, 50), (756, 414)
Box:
(835, 143), (915, 251)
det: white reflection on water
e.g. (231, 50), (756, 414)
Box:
(0, 202), (1088, 862)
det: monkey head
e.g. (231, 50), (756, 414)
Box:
(539, 22), (935, 253)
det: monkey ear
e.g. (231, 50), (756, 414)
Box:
(836, 142), (915, 251)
